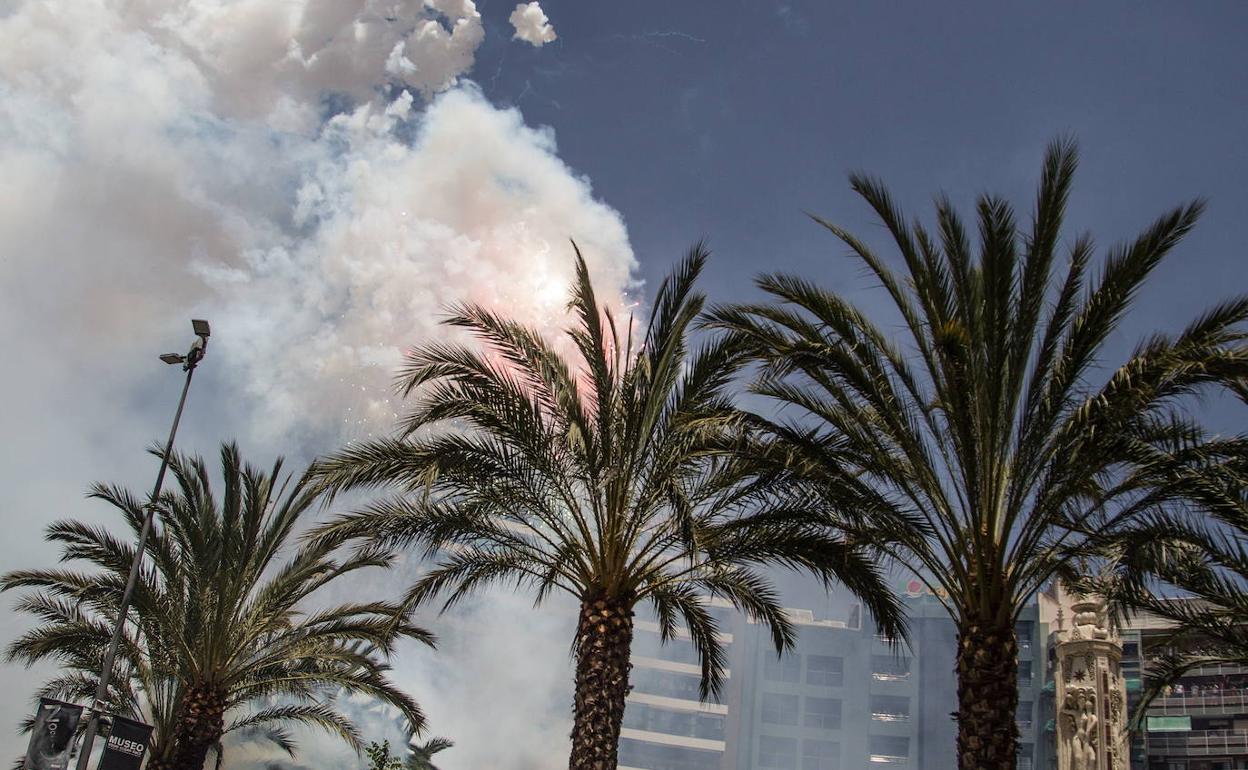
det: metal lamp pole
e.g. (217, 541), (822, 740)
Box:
(75, 319), (211, 770)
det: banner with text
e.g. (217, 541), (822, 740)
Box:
(97, 716), (153, 770)
(23, 698), (83, 770)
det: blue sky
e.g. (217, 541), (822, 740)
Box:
(479, 1), (1247, 364)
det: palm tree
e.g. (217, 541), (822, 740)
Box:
(407, 736), (453, 770)
(707, 139), (1248, 769)
(2, 443), (433, 770)
(310, 245), (908, 769)
(1084, 439), (1248, 720)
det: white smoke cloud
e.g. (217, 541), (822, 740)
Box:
(0, 0), (631, 766)
(208, 85), (636, 446)
(2, 0), (487, 131)
(510, 2), (558, 48)
(389, 589), (577, 769)
(222, 587), (575, 770)
(384, 0), (486, 99)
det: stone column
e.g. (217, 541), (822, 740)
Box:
(1051, 594), (1128, 770)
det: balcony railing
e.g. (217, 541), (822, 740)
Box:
(871, 712), (911, 723)
(1190, 663), (1248, 676)
(1144, 660), (1248, 678)
(1148, 691), (1248, 714)
(1146, 729), (1248, 756)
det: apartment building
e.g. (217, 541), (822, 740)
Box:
(618, 599), (738, 770)
(1120, 604), (1248, 770)
(620, 582), (1044, 770)
(619, 584), (1248, 770)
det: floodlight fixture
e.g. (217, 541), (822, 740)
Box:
(160, 353), (186, 365)
(192, 319), (211, 338)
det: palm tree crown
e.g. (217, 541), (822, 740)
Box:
(707, 138), (1248, 770)
(2, 443), (433, 770)
(311, 244), (907, 769)
(407, 736), (453, 770)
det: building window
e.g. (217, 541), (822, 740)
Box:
(1016, 620), (1033, 642)
(1018, 660), (1033, 687)
(619, 738), (721, 770)
(765, 653), (802, 684)
(633, 633), (701, 666)
(870, 695), (910, 722)
(1016, 621), (1034, 654)
(868, 735), (910, 763)
(694, 713), (724, 741)
(621, 703), (725, 742)
(804, 696), (842, 730)
(762, 693), (800, 726)
(622, 705), (644, 731)
(631, 668), (720, 704)
(759, 736), (798, 770)
(622, 704), (695, 737)
(1017, 701), (1032, 730)
(871, 655), (911, 681)
(655, 710), (693, 736)
(807, 655), (845, 687)
(802, 739), (840, 770)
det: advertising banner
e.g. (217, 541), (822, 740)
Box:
(96, 715), (153, 770)
(23, 698), (83, 770)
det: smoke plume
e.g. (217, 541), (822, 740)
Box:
(510, 3), (559, 48)
(0, 1), (635, 767)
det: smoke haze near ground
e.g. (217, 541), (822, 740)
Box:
(0, 1), (626, 767)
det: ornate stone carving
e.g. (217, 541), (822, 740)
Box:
(1072, 598), (1109, 640)
(1061, 688), (1099, 770)
(1107, 689), (1128, 770)
(1049, 588), (1127, 770)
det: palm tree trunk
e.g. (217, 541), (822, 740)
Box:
(148, 684), (226, 770)
(955, 616), (1019, 770)
(568, 594), (634, 770)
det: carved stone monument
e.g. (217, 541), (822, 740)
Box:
(1049, 588), (1128, 770)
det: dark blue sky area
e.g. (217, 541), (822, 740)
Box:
(473, 1), (1246, 404)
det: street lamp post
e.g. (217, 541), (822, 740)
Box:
(74, 320), (211, 770)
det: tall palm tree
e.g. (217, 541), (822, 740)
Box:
(2, 443), (433, 770)
(707, 139), (1248, 770)
(1084, 439), (1248, 720)
(310, 245), (908, 769)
